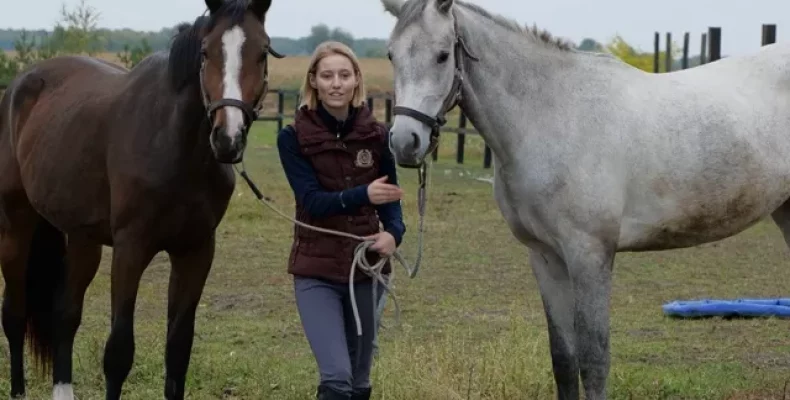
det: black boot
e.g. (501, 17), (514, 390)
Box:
(316, 384), (351, 400)
(351, 387), (372, 400)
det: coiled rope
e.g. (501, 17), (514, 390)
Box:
(232, 160), (427, 337)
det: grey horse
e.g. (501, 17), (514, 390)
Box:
(380, 0), (790, 398)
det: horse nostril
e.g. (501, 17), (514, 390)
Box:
(411, 132), (421, 149)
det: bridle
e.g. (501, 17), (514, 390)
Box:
(390, 13), (479, 159)
(198, 42), (285, 133)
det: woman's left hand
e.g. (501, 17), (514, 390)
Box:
(364, 232), (397, 256)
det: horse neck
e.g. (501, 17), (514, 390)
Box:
(453, 8), (592, 167)
(167, 83), (215, 165)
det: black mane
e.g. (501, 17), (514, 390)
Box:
(167, 0), (252, 91)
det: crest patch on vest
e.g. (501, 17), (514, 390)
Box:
(355, 149), (374, 168)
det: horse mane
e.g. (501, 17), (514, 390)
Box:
(393, 0), (574, 52)
(167, 0), (251, 92)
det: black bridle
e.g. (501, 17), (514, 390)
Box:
(391, 15), (479, 158)
(199, 45), (285, 132)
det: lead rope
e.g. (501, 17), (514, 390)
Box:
(232, 160), (428, 337)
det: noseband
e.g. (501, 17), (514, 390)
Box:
(391, 16), (479, 157)
(198, 46), (285, 132)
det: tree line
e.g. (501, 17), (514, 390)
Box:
(1, 0), (702, 87)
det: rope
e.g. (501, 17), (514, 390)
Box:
(232, 160), (428, 337)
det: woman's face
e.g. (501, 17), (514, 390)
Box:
(310, 54), (359, 111)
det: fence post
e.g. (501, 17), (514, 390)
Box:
(708, 27), (721, 62)
(653, 32), (660, 73)
(276, 90), (284, 132)
(700, 33), (707, 65)
(682, 32), (689, 69)
(385, 97), (392, 126)
(762, 24), (776, 46)
(456, 113), (466, 164)
(665, 32), (672, 72)
(483, 145), (491, 168)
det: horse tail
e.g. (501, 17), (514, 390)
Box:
(1, 69), (46, 154)
(25, 217), (67, 375)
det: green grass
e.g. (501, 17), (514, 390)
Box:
(2, 122), (790, 399)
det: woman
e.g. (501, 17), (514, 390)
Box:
(276, 41), (406, 400)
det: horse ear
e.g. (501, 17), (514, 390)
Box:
(381, 0), (404, 17)
(436, 0), (453, 14)
(205, 0), (222, 14)
(250, 0), (272, 19)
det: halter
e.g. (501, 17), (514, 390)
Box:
(198, 46), (285, 132)
(391, 14), (479, 159)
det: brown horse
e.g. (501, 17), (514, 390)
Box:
(0, 0), (283, 398)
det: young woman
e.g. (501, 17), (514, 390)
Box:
(276, 41), (406, 400)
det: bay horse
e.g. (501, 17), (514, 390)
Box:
(0, 0), (283, 398)
(381, 0), (790, 398)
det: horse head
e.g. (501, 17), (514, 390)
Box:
(382, 0), (478, 168)
(171, 0), (285, 164)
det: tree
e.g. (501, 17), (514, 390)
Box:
(577, 38), (605, 52)
(306, 24), (331, 53)
(51, 0), (104, 55)
(330, 27), (355, 48)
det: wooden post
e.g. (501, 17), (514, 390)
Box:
(700, 33), (707, 65)
(708, 27), (721, 62)
(385, 98), (392, 126)
(665, 32), (672, 72)
(682, 32), (689, 69)
(762, 24), (776, 46)
(483, 145), (492, 168)
(276, 90), (284, 132)
(456, 113), (466, 164)
(653, 32), (660, 73)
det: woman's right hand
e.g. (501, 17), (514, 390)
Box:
(367, 176), (403, 204)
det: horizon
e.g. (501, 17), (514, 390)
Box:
(1, 0), (788, 56)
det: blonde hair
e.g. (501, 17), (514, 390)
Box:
(298, 41), (367, 110)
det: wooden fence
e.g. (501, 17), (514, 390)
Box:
(258, 89), (491, 168)
(653, 24), (777, 71)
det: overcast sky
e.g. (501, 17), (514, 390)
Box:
(3, 0), (789, 56)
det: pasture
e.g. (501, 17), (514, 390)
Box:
(0, 118), (788, 399)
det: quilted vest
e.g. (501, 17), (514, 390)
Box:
(287, 103), (392, 283)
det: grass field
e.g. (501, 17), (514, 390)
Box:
(0, 120), (789, 399)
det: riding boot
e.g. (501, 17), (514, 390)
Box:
(351, 387), (372, 400)
(316, 384), (351, 400)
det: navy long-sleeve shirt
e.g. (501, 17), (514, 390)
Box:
(276, 105), (406, 246)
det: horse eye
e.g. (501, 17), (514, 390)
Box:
(437, 51), (449, 63)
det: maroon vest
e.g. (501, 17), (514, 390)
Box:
(287, 104), (392, 283)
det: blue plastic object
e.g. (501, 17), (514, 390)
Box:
(662, 298), (790, 318)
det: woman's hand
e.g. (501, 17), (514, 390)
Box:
(364, 232), (397, 256)
(367, 176), (402, 205)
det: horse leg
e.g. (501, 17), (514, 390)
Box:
(561, 236), (615, 400)
(0, 206), (37, 399)
(528, 245), (579, 399)
(102, 239), (156, 400)
(770, 199), (790, 247)
(51, 236), (102, 400)
(162, 235), (215, 400)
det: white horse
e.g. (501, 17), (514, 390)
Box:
(380, 0), (790, 398)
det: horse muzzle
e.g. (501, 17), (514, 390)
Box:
(210, 125), (248, 164)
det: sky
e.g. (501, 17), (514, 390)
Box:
(2, 0), (789, 56)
